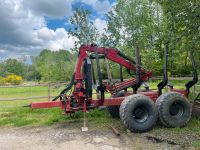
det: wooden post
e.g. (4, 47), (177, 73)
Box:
(48, 82), (51, 101)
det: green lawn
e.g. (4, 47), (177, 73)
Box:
(0, 84), (66, 99)
(0, 80), (199, 148)
(0, 98), (111, 127)
(0, 99), (199, 149)
(0, 79), (198, 99)
(0, 86), (47, 99)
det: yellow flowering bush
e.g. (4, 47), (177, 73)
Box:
(0, 77), (6, 85)
(0, 74), (23, 85)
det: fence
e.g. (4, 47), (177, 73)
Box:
(0, 82), (67, 101)
(0, 77), (199, 101)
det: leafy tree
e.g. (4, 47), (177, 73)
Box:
(32, 50), (76, 82)
(25, 65), (41, 81)
(156, 0), (200, 75)
(103, 0), (200, 76)
(0, 59), (26, 77)
(68, 8), (99, 51)
(104, 0), (162, 75)
(106, 0), (158, 49)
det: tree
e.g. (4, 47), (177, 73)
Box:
(156, 0), (200, 75)
(104, 0), (162, 75)
(107, 0), (158, 49)
(25, 65), (41, 81)
(0, 59), (26, 77)
(104, 0), (200, 76)
(68, 7), (99, 51)
(32, 50), (76, 82)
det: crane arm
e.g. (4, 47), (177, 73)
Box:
(75, 44), (152, 81)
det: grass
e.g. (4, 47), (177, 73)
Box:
(0, 98), (112, 127)
(0, 79), (199, 127)
(0, 84), (66, 99)
(0, 82), (112, 127)
(0, 102), (200, 149)
(0, 79), (198, 99)
(0, 86), (47, 98)
(149, 117), (200, 149)
(147, 79), (189, 90)
(0, 80), (199, 148)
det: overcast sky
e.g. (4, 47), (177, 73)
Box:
(0, 0), (115, 60)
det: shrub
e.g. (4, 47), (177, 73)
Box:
(5, 74), (23, 85)
(0, 77), (6, 86)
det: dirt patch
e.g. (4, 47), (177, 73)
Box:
(0, 122), (181, 150)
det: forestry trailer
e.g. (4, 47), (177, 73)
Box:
(28, 44), (199, 132)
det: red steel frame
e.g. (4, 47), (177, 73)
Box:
(30, 45), (188, 113)
(31, 90), (188, 109)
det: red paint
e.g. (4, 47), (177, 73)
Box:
(170, 89), (188, 97)
(139, 91), (159, 101)
(74, 45), (152, 81)
(29, 45), (189, 114)
(31, 101), (62, 109)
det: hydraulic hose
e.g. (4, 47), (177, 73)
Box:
(52, 74), (75, 101)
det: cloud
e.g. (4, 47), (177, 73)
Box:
(81, 0), (98, 5)
(36, 27), (77, 51)
(0, 0), (75, 59)
(82, 0), (112, 14)
(23, 0), (73, 19)
(0, 0), (43, 45)
(0, 0), (112, 59)
(93, 0), (112, 14)
(94, 18), (107, 33)
(0, 27), (77, 58)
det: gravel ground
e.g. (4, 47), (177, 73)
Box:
(0, 122), (182, 150)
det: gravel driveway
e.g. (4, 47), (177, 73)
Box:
(0, 123), (181, 150)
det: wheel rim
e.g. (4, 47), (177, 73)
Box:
(169, 102), (184, 117)
(133, 106), (149, 123)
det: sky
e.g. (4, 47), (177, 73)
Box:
(0, 0), (116, 61)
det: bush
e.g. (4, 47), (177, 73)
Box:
(5, 74), (23, 85)
(0, 77), (6, 86)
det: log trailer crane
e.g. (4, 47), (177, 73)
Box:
(29, 44), (198, 132)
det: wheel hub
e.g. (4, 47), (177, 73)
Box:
(170, 102), (184, 117)
(133, 106), (148, 123)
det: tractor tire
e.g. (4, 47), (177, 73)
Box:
(107, 91), (125, 118)
(155, 94), (169, 127)
(119, 94), (158, 132)
(156, 92), (192, 127)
